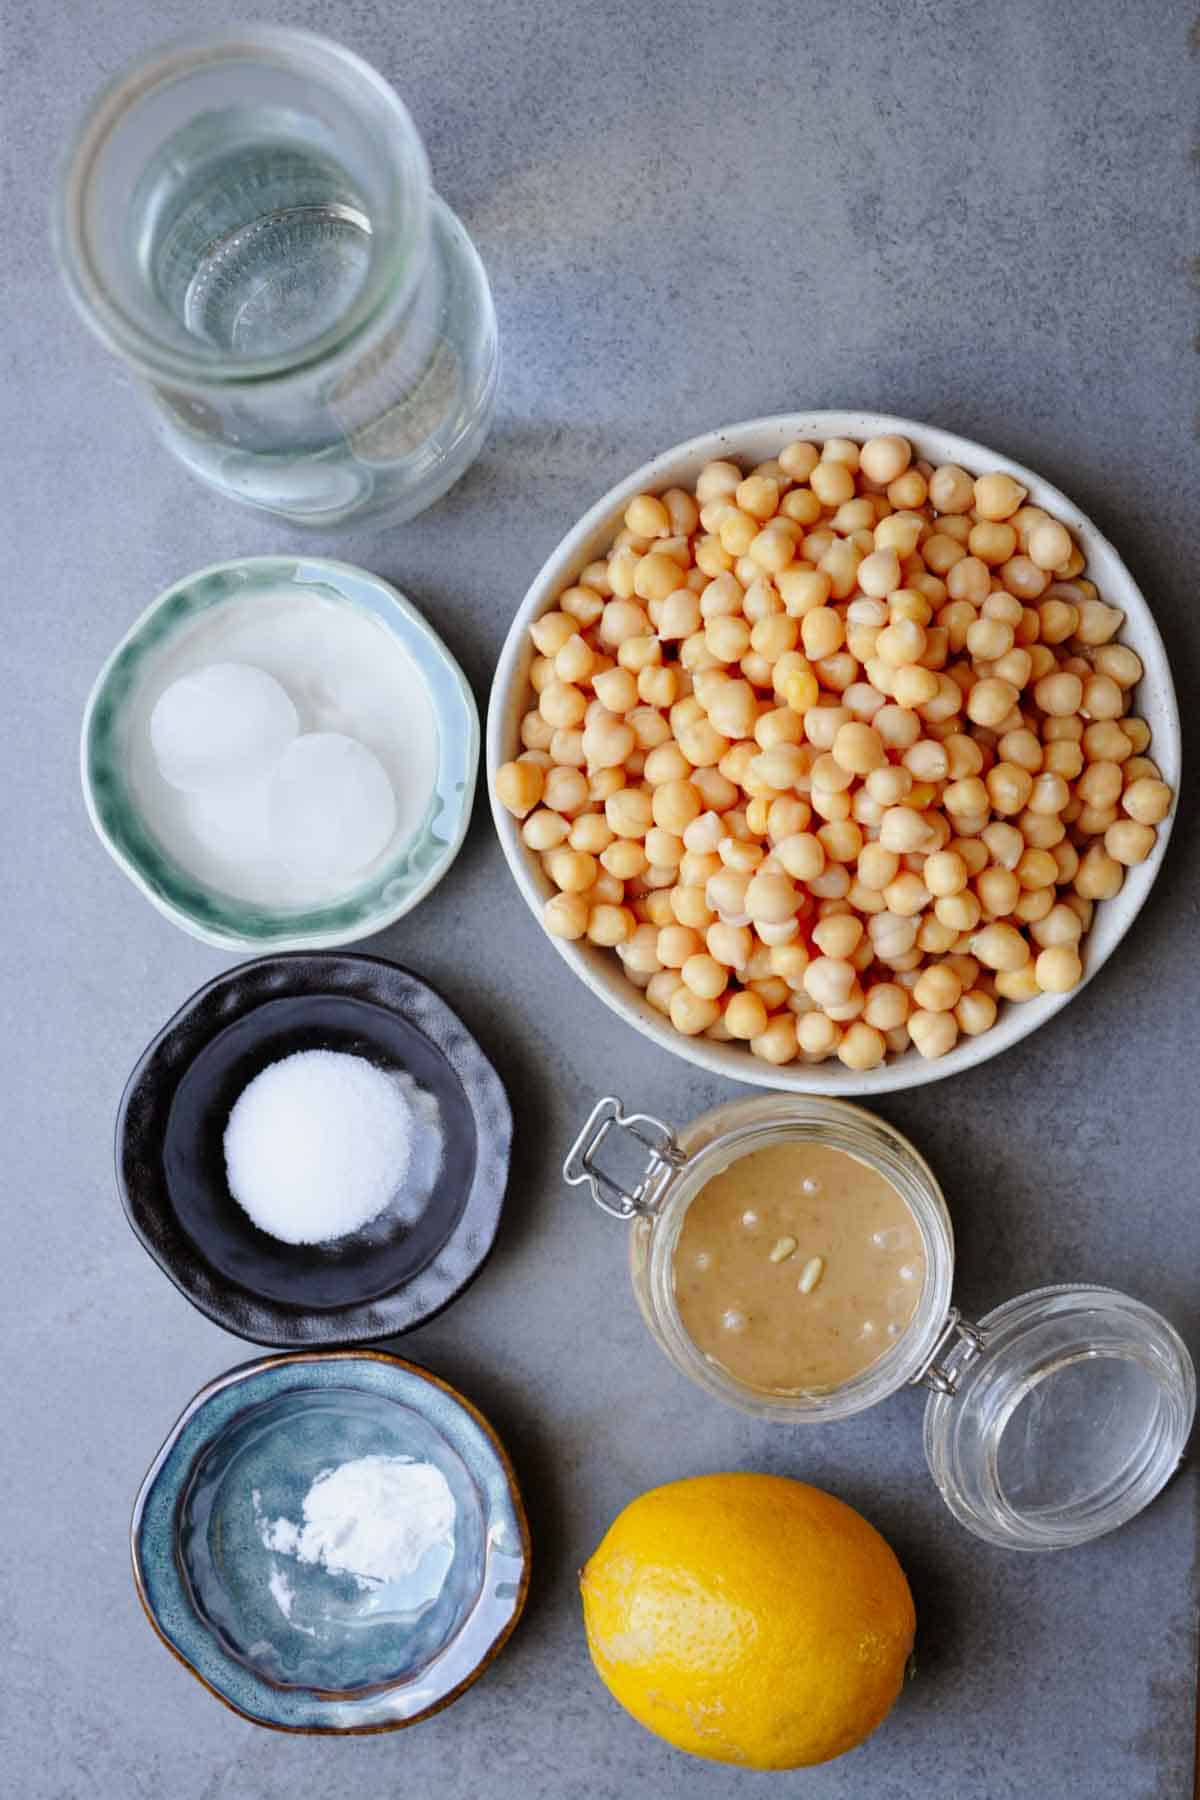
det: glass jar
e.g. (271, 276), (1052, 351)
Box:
(566, 1093), (1195, 1551)
(54, 28), (498, 526)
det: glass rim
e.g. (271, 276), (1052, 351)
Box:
(52, 24), (431, 388)
(639, 1094), (956, 1423)
(923, 1284), (1196, 1550)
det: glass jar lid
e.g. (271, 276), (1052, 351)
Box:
(922, 1285), (1195, 1551)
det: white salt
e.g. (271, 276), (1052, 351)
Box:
(150, 661), (299, 793)
(268, 731), (397, 882)
(224, 1049), (419, 1244)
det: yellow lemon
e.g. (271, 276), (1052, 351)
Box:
(580, 1472), (915, 1768)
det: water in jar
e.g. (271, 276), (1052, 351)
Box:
(133, 105), (496, 523)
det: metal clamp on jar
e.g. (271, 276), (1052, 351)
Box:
(565, 1092), (1194, 1551)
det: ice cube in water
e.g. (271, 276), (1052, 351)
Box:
(269, 732), (397, 881)
(150, 661), (299, 792)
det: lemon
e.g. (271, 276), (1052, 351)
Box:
(580, 1472), (915, 1768)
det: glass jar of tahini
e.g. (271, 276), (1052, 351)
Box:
(565, 1093), (1194, 1552)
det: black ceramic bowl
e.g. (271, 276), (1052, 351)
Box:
(117, 954), (512, 1345)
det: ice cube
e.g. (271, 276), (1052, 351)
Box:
(150, 661), (299, 793)
(269, 732), (397, 881)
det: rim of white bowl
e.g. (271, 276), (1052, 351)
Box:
(487, 411), (1180, 1094)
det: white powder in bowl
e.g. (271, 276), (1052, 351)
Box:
(255, 1456), (457, 1592)
(224, 1049), (418, 1244)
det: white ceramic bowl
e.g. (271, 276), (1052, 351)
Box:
(488, 413), (1179, 1093)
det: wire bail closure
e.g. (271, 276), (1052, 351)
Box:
(913, 1308), (986, 1395)
(563, 1096), (684, 1220)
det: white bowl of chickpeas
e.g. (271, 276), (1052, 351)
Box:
(488, 413), (1178, 1092)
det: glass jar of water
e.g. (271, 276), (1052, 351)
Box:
(54, 28), (498, 526)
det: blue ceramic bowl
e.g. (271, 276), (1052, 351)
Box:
(82, 556), (479, 952)
(132, 1351), (530, 1731)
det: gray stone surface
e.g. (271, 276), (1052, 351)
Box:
(4, 0), (1199, 1794)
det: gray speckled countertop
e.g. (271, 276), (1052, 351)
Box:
(5, 1), (1199, 1795)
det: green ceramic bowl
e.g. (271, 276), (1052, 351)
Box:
(82, 556), (479, 951)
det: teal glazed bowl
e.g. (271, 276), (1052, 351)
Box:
(132, 1350), (530, 1732)
(82, 556), (479, 951)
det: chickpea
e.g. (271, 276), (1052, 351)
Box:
(854, 547), (900, 598)
(812, 913), (863, 959)
(966, 677), (1020, 728)
(986, 762), (1034, 815)
(869, 910), (920, 961)
(540, 681), (589, 731)
(569, 814), (613, 857)
(605, 786), (653, 838)
(878, 806), (934, 854)
(644, 969), (683, 1013)
(943, 776), (990, 817)
(766, 795), (812, 840)
(893, 664), (940, 708)
(543, 893), (590, 939)
(976, 864), (1021, 917)
(778, 441), (820, 480)
(601, 841), (647, 883)
(643, 890), (677, 927)
(922, 850), (967, 897)
(598, 598), (650, 645)
(773, 832), (824, 881)
(908, 1010), (958, 1059)
(496, 758), (546, 818)
(810, 460), (857, 507)
(677, 717), (730, 767)
(1080, 674), (1124, 722)
(882, 871), (930, 917)
(586, 904), (635, 947)
(644, 828), (684, 871)
(751, 1014), (800, 1064)
(718, 989), (765, 1039)
(1082, 720), (1133, 763)
(836, 1021), (887, 1070)
(1122, 777), (1172, 826)
(971, 921), (1030, 971)
(994, 962), (1040, 1002)
(1074, 599), (1124, 646)
(744, 869), (799, 924)
(1104, 820), (1156, 865)
(590, 767), (626, 804)
(544, 766), (590, 817)
(1043, 739), (1084, 781)
(913, 963), (963, 1013)
(706, 920), (752, 970)
(617, 923), (663, 974)
(968, 520), (1018, 565)
(668, 987), (721, 1036)
(803, 957), (856, 1008)
(1027, 772), (1070, 816)
(967, 616), (1014, 661)
(1035, 945), (1083, 993)
(1074, 845), (1124, 900)
(1027, 519), (1073, 571)
(954, 988), (997, 1036)
(770, 942), (811, 986)
(972, 472), (1026, 520)
(935, 890), (982, 932)
(855, 434), (909, 485)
